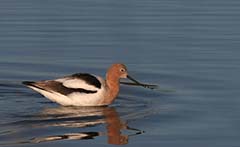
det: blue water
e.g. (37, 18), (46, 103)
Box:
(1, 0), (240, 146)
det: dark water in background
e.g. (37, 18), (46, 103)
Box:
(0, 0), (240, 146)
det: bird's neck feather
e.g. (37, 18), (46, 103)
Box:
(104, 74), (120, 104)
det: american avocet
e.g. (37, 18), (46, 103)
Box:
(22, 63), (156, 106)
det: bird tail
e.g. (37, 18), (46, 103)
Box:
(22, 81), (49, 92)
(22, 81), (36, 86)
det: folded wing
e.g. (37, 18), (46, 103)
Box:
(23, 73), (102, 96)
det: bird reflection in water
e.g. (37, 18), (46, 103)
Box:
(27, 106), (143, 145)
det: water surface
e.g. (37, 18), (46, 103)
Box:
(0, 0), (240, 146)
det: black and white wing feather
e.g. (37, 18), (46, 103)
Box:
(23, 73), (103, 96)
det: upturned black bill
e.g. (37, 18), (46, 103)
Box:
(126, 75), (158, 89)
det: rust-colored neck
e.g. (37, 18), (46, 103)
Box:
(103, 71), (120, 104)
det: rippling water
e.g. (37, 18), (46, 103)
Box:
(1, 0), (240, 146)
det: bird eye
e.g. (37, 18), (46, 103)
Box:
(120, 68), (125, 72)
